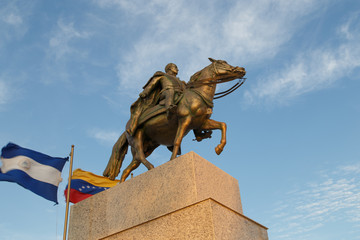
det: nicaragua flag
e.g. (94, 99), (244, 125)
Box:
(0, 143), (68, 204)
(64, 169), (119, 204)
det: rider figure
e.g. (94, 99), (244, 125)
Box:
(140, 63), (181, 117)
(127, 63), (185, 136)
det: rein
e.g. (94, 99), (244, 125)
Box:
(186, 73), (246, 99)
(214, 78), (246, 99)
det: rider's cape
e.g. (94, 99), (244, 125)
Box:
(127, 71), (186, 135)
(127, 72), (165, 135)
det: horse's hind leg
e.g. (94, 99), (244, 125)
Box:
(200, 119), (227, 155)
(133, 128), (155, 170)
(120, 140), (159, 182)
(120, 152), (140, 182)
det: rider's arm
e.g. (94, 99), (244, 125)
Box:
(140, 76), (161, 98)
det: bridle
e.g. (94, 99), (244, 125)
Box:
(214, 78), (246, 99)
(186, 62), (246, 99)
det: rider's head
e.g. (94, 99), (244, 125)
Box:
(165, 63), (178, 76)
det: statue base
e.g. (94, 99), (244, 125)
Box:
(68, 152), (268, 240)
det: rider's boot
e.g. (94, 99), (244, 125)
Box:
(166, 104), (177, 119)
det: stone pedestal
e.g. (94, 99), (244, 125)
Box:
(68, 152), (268, 240)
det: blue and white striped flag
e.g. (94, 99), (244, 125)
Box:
(0, 143), (68, 204)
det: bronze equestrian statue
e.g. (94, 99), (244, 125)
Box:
(104, 58), (246, 182)
(127, 63), (186, 136)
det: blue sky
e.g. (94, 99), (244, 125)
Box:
(0, 0), (359, 239)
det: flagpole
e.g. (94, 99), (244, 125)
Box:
(63, 145), (74, 240)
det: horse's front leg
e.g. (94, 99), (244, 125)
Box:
(170, 116), (192, 160)
(200, 118), (227, 155)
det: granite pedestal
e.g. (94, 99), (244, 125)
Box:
(68, 151), (268, 240)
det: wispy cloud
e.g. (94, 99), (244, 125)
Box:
(270, 162), (360, 240)
(42, 19), (93, 85)
(340, 162), (360, 174)
(95, 0), (360, 109)
(222, 0), (321, 62)
(94, 0), (325, 96)
(88, 129), (120, 145)
(110, 0), (216, 92)
(0, 77), (17, 110)
(0, 1), (24, 26)
(0, 80), (9, 106)
(48, 19), (91, 60)
(0, 1), (32, 47)
(244, 11), (360, 106)
(2, 13), (23, 25)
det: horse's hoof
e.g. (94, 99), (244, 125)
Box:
(215, 146), (223, 155)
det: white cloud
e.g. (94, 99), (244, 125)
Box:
(92, 0), (358, 107)
(3, 13), (23, 25)
(0, 78), (14, 111)
(96, 0), (146, 13)
(111, 0), (215, 93)
(48, 19), (91, 60)
(0, 74), (24, 110)
(0, 1), (31, 47)
(340, 162), (360, 174)
(88, 129), (120, 145)
(93, 0), (327, 97)
(270, 162), (360, 240)
(0, 1), (24, 26)
(244, 12), (360, 106)
(222, 0), (320, 61)
(42, 19), (93, 85)
(0, 80), (10, 107)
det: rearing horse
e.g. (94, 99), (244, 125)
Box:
(104, 58), (246, 182)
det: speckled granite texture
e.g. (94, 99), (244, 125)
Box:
(103, 199), (268, 240)
(68, 152), (268, 240)
(105, 199), (216, 240)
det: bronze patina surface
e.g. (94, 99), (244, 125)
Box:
(104, 58), (246, 182)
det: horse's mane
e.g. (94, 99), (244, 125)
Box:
(189, 70), (201, 83)
(188, 64), (211, 83)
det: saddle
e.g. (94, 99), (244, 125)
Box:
(137, 92), (183, 126)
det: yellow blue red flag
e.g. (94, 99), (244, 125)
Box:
(64, 168), (119, 203)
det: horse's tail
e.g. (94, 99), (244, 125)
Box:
(103, 132), (128, 180)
